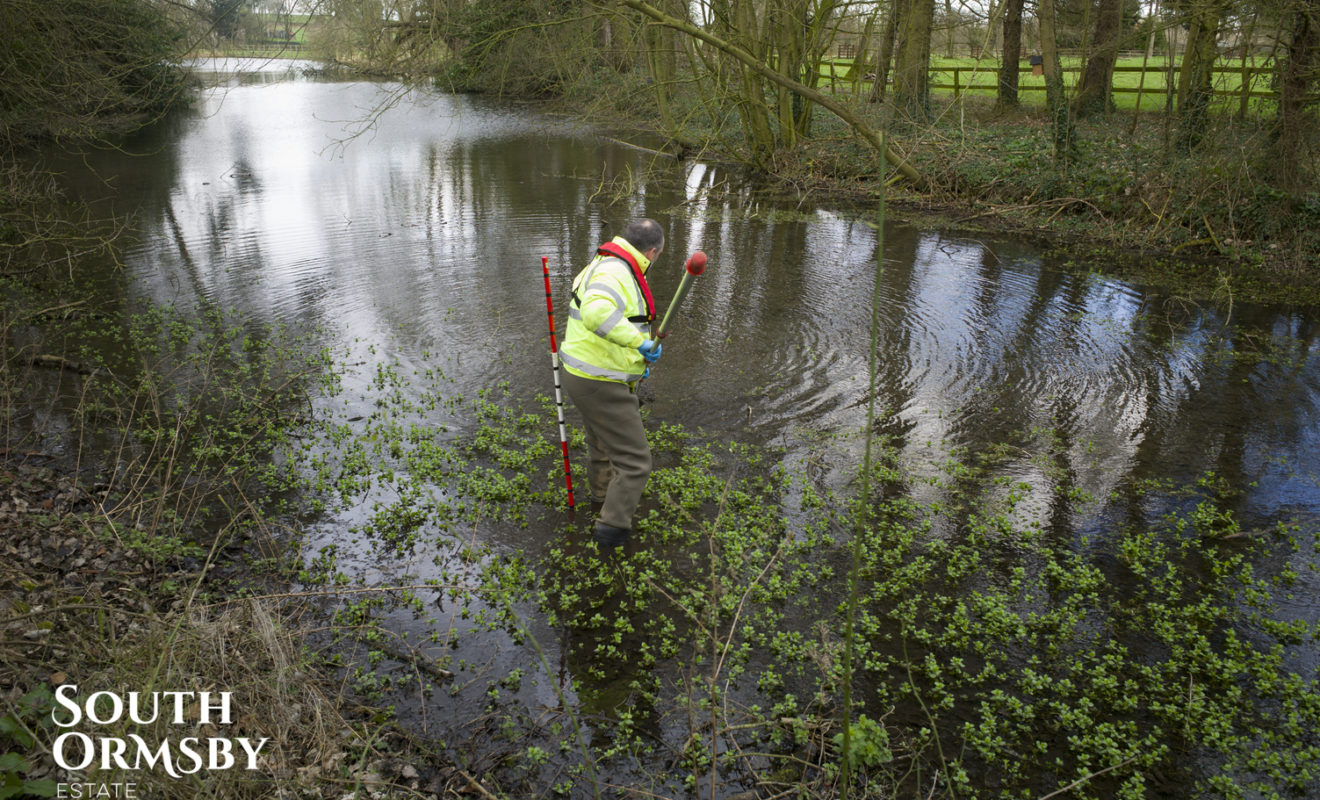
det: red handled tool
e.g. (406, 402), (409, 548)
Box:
(653, 250), (708, 341)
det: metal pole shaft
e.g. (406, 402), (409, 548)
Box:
(541, 256), (575, 509)
(653, 271), (696, 342)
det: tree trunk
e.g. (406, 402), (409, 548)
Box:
(871, 0), (903, 102)
(704, 0), (777, 162)
(893, 0), (935, 122)
(852, 10), (878, 99)
(1072, 0), (1122, 116)
(1176, 0), (1224, 150)
(773, 0), (839, 144)
(645, 15), (678, 136)
(998, 0), (1024, 107)
(772, 0), (808, 149)
(979, 0), (1003, 59)
(1276, 0), (1320, 175)
(945, 0), (956, 57)
(598, 9), (632, 72)
(1038, 0), (1076, 163)
(1128, 0), (1162, 136)
(796, 0), (841, 138)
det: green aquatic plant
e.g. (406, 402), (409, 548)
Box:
(834, 714), (893, 771)
(0, 688), (57, 800)
(172, 326), (1317, 800)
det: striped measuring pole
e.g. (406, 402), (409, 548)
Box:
(541, 256), (575, 510)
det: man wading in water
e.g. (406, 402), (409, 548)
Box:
(559, 219), (666, 549)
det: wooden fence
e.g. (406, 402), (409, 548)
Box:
(819, 61), (1314, 112)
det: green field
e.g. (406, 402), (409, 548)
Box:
(253, 12), (313, 45)
(202, 13), (312, 57)
(819, 56), (1284, 114)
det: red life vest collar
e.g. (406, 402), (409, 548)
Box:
(597, 241), (656, 322)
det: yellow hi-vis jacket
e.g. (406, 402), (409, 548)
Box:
(561, 237), (655, 383)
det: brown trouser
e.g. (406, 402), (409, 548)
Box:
(562, 370), (652, 530)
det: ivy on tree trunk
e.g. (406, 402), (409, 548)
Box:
(893, 0), (935, 123)
(1038, 0), (1076, 164)
(998, 0), (1024, 108)
(1275, 0), (1320, 180)
(1176, 0), (1225, 151)
(1073, 0), (1122, 116)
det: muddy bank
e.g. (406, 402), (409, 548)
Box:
(0, 458), (489, 799)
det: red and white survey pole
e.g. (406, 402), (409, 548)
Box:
(652, 250), (708, 341)
(541, 256), (576, 510)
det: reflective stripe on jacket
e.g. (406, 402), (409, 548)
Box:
(561, 237), (654, 383)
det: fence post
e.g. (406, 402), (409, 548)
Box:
(1239, 61), (1251, 118)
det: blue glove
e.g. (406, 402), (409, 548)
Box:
(638, 339), (662, 364)
(642, 366), (650, 380)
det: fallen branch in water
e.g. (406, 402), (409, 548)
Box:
(28, 354), (97, 375)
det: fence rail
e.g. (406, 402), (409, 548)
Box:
(936, 65), (1278, 100)
(819, 61), (1317, 110)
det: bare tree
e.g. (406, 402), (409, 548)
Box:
(768, 0), (844, 143)
(943, 0), (957, 56)
(849, 8), (879, 99)
(641, 0), (687, 141)
(0, 0), (190, 147)
(998, 0), (1024, 106)
(893, 0), (935, 121)
(1275, 0), (1320, 176)
(627, 0), (847, 161)
(1073, 0), (1123, 115)
(621, 0), (927, 184)
(870, 0), (904, 101)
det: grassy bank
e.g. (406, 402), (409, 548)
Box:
(0, 458), (482, 799)
(793, 100), (1318, 291)
(0, 265), (475, 798)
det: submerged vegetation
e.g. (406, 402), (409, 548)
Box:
(248, 347), (1320, 799)
(4, 233), (1317, 797)
(2, 2), (1318, 798)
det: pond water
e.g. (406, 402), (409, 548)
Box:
(40, 58), (1320, 795)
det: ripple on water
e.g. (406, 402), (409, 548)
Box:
(55, 71), (1320, 582)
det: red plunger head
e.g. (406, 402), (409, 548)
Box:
(686, 250), (708, 276)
